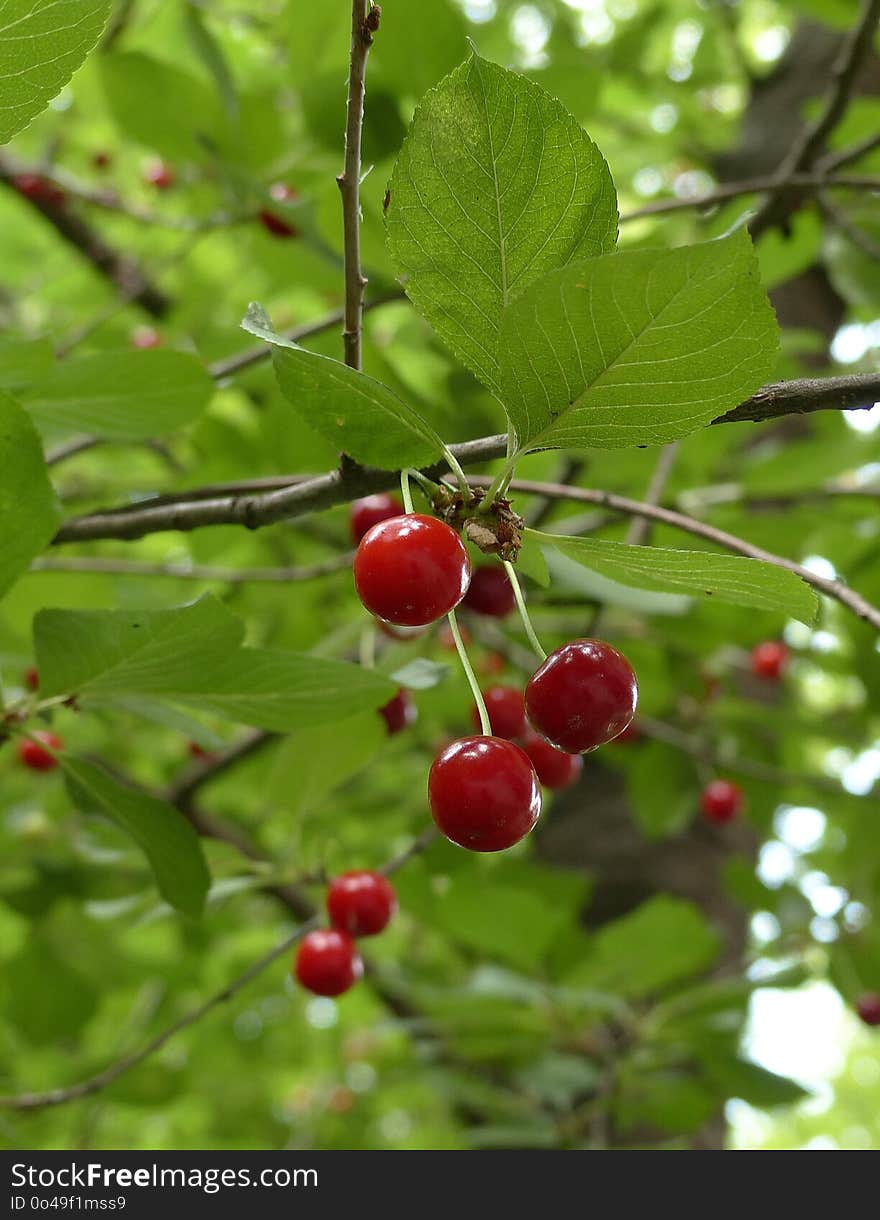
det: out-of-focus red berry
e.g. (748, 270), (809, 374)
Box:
(18, 731), (63, 772)
(378, 689), (417, 735)
(750, 641), (790, 681)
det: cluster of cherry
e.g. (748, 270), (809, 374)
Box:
(349, 496), (638, 853)
(294, 871), (397, 999)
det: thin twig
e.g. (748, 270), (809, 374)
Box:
(338, 1), (380, 370)
(749, 0), (880, 238)
(638, 716), (871, 797)
(468, 476), (880, 632)
(620, 172), (880, 221)
(29, 553), (353, 583)
(817, 193), (880, 261)
(817, 131), (880, 174)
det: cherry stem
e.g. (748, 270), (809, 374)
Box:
(503, 560), (546, 662)
(441, 446), (470, 499)
(447, 608), (490, 735)
(399, 468), (415, 514)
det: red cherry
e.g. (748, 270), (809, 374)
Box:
(428, 736), (541, 852)
(327, 871), (397, 937)
(294, 929), (363, 997)
(258, 208), (299, 239)
(18, 731), (63, 772)
(750, 641), (790, 681)
(269, 182), (299, 203)
(378, 688), (417, 735)
(462, 566), (516, 618)
(24, 667), (39, 692)
(471, 685), (527, 739)
(131, 326), (162, 349)
(525, 639), (638, 754)
(856, 993), (880, 1027)
(700, 779), (744, 824)
(144, 161), (175, 189)
(13, 173), (65, 207)
(354, 514), (471, 627)
(521, 730), (583, 790)
(349, 494), (404, 544)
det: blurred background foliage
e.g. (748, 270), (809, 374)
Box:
(0, 0), (879, 1150)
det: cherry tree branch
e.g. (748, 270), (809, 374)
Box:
(621, 171), (880, 222)
(749, 0), (880, 238)
(338, 1), (380, 370)
(50, 371), (880, 546)
(0, 156), (170, 318)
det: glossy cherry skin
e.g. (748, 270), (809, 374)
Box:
(327, 871), (397, 937)
(521, 730), (583, 790)
(294, 929), (363, 997)
(750, 641), (790, 681)
(258, 208), (299, 238)
(700, 779), (744, 824)
(349, 494), (404, 544)
(611, 720), (641, 746)
(462, 566), (516, 618)
(24, 667), (39, 692)
(145, 161), (175, 189)
(856, 993), (880, 1027)
(471, 685), (527, 739)
(378, 689), (417, 735)
(354, 514), (471, 627)
(18, 731), (63, 772)
(525, 639), (638, 754)
(428, 736), (541, 852)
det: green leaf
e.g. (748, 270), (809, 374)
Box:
(100, 51), (223, 160)
(543, 545), (691, 615)
(565, 896), (720, 997)
(0, 337), (54, 391)
(242, 303), (445, 468)
(169, 649), (397, 732)
(499, 231), (779, 452)
(372, 0), (466, 99)
(4, 935), (98, 1045)
(34, 597), (244, 699)
(386, 53), (618, 394)
(700, 1056), (809, 1107)
(23, 350), (215, 441)
(267, 713), (385, 818)
(534, 531), (819, 626)
(389, 658), (450, 690)
(62, 757), (210, 917)
(35, 597), (396, 731)
(0, 392), (60, 599)
(0, 0), (112, 143)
